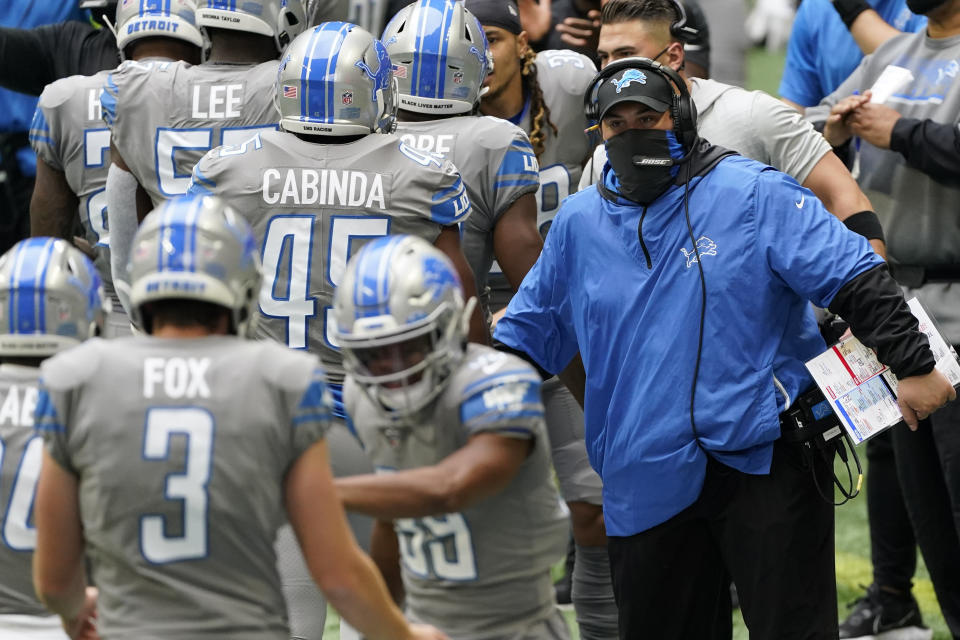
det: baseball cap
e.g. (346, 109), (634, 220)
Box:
(464, 0), (522, 34)
(595, 60), (674, 120)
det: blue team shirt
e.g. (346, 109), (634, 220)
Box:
(779, 0), (925, 107)
(494, 157), (884, 536)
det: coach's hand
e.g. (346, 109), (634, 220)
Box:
(824, 92), (871, 147)
(897, 368), (956, 430)
(848, 102), (902, 150)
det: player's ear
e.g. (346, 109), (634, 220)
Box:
(666, 41), (685, 73)
(516, 30), (529, 58)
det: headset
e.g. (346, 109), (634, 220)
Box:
(583, 56), (697, 150)
(668, 0), (700, 43)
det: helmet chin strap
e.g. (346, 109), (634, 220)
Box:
(460, 296), (478, 336)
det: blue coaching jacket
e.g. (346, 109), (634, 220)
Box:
(494, 154), (884, 536)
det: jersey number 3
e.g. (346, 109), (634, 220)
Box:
(140, 407), (214, 564)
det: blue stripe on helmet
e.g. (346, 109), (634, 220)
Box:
(352, 236), (402, 318)
(35, 239), (56, 333)
(301, 22), (352, 125)
(10, 238), (55, 335)
(436, 0), (455, 100)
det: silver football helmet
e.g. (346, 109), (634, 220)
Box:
(0, 238), (106, 357)
(114, 0), (204, 54)
(333, 235), (472, 416)
(382, 0), (490, 115)
(197, 0), (307, 52)
(128, 194), (262, 337)
(275, 22), (397, 136)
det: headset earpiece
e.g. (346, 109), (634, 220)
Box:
(669, 0), (700, 43)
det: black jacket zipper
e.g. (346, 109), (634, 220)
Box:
(638, 205), (652, 269)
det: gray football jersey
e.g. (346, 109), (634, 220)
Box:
(37, 336), (330, 639)
(186, 129), (472, 386)
(344, 344), (569, 639)
(487, 50), (595, 311)
(522, 50), (595, 231)
(0, 365), (46, 616)
(30, 71), (117, 305)
(101, 59), (279, 204)
(395, 116), (539, 311)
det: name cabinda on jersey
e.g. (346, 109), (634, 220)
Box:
(344, 344), (568, 639)
(395, 116), (539, 311)
(30, 71), (117, 305)
(36, 337), (330, 639)
(186, 130), (471, 383)
(100, 59), (279, 204)
(522, 50), (595, 231)
(0, 365), (46, 617)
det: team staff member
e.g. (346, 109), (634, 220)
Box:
(582, 0), (885, 258)
(808, 0), (960, 634)
(494, 57), (955, 638)
(780, 0), (925, 112)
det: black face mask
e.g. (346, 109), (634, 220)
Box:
(606, 128), (684, 205)
(906, 0), (948, 14)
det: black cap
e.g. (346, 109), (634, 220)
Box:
(464, 0), (523, 35)
(595, 63), (674, 120)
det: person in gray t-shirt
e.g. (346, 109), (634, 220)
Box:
(334, 235), (570, 640)
(32, 194), (447, 640)
(0, 237), (104, 639)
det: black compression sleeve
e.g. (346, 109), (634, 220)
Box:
(491, 339), (554, 381)
(890, 117), (960, 187)
(842, 210), (884, 242)
(832, 0), (871, 28)
(828, 264), (935, 378)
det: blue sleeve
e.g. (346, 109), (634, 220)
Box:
(430, 172), (472, 226)
(459, 372), (543, 438)
(778, 2), (824, 106)
(754, 169), (884, 307)
(290, 367), (332, 458)
(100, 71), (119, 128)
(493, 135), (539, 217)
(494, 219), (578, 374)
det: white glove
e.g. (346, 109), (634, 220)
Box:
(745, 0), (796, 51)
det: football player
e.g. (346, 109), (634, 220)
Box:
(102, 0), (307, 316)
(384, 0), (543, 329)
(464, 2), (614, 636)
(28, 0), (203, 337)
(31, 194), (449, 640)
(333, 235), (571, 639)
(0, 238), (104, 640)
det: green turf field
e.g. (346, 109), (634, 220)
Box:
(321, 45), (952, 639)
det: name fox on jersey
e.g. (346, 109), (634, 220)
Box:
(262, 168), (387, 209)
(126, 19), (181, 37)
(0, 385), (38, 426)
(143, 357), (211, 399)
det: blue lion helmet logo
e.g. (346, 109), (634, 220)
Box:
(611, 69), (647, 93)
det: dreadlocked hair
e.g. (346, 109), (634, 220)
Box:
(521, 47), (557, 161)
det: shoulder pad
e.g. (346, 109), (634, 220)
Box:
(38, 338), (107, 391)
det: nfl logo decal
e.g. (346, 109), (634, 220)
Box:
(341, 91), (353, 105)
(453, 70), (463, 84)
(392, 64), (407, 78)
(282, 84), (297, 99)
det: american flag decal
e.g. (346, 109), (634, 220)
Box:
(392, 64), (407, 78)
(283, 85), (298, 98)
